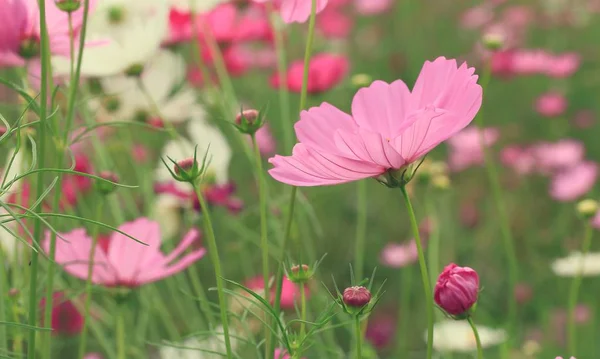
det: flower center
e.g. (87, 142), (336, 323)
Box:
(107, 6), (126, 24)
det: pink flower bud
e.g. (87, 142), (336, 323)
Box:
(174, 158), (196, 176)
(343, 286), (372, 308)
(434, 263), (479, 316)
(236, 109), (259, 125)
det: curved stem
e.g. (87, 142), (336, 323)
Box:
(567, 221), (593, 356)
(192, 184), (233, 357)
(77, 199), (104, 359)
(400, 185), (433, 359)
(475, 60), (518, 357)
(467, 316), (484, 359)
(354, 316), (363, 359)
(355, 181), (367, 282)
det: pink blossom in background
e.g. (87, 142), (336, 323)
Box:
(269, 57), (482, 186)
(591, 210), (600, 229)
(317, 9), (353, 39)
(60, 153), (93, 209)
(271, 53), (349, 94)
(39, 292), (83, 335)
(254, 0), (329, 24)
(166, 4), (238, 45)
(250, 124), (277, 156)
(45, 218), (206, 287)
(246, 276), (309, 310)
(572, 110), (595, 129)
(491, 50), (516, 78)
(549, 161), (598, 202)
(546, 53), (580, 78)
(0, 0), (97, 68)
(531, 139), (585, 173)
(513, 282), (533, 304)
(460, 5), (493, 29)
(274, 348), (301, 359)
(535, 92), (567, 118)
(500, 145), (535, 175)
(354, 0), (393, 15)
(84, 354), (104, 359)
(447, 126), (499, 172)
(380, 240), (419, 268)
(460, 201), (479, 228)
(365, 315), (396, 348)
(155, 182), (244, 214)
(501, 5), (532, 29)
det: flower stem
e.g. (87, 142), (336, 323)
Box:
(192, 184), (233, 357)
(42, 1), (91, 356)
(474, 61), (518, 357)
(354, 315), (363, 359)
(77, 198), (104, 359)
(0, 247), (7, 351)
(567, 221), (593, 356)
(299, 0), (318, 112)
(116, 305), (126, 359)
(300, 282), (307, 338)
(395, 264), (412, 356)
(266, 2), (293, 151)
(355, 181), (367, 282)
(467, 316), (484, 359)
(399, 185), (433, 359)
(28, 0), (53, 356)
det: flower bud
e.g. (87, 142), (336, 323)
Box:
(8, 288), (19, 297)
(55, 0), (81, 12)
(174, 158), (196, 176)
(234, 108), (265, 135)
(95, 171), (119, 195)
(434, 263), (479, 318)
(482, 32), (504, 51)
(287, 264), (313, 283)
(343, 286), (372, 308)
(351, 73), (372, 89)
(431, 175), (450, 190)
(576, 199), (598, 219)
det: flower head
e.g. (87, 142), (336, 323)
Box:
(45, 218), (206, 287)
(39, 292), (83, 335)
(434, 263), (479, 317)
(253, 0), (329, 24)
(268, 57), (482, 187)
(271, 53), (349, 94)
(343, 286), (372, 308)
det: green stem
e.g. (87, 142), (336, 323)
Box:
(116, 305), (126, 359)
(299, 0), (318, 112)
(77, 199), (104, 359)
(425, 191), (440, 312)
(28, 0), (54, 356)
(567, 222), (593, 356)
(355, 181), (367, 282)
(395, 265), (412, 356)
(300, 282), (307, 338)
(467, 316), (484, 359)
(192, 184), (233, 357)
(400, 185), (433, 359)
(354, 315), (363, 359)
(474, 60), (518, 357)
(0, 247), (7, 351)
(251, 136), (270, 304)
(266, 2), (293, 151)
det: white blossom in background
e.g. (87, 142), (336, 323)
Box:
(54, 0), (169, 77)
(425, 320), (506, 353)
(150, 194), (188, 240)
(101, 50), (196, 123)
(159, 326), (238, 359)
(170, 0), (229, 12)
(0, 150), (29, 264)
(551, 252), (600, 277)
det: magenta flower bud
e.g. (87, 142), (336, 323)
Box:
(236, 109), (260, 125)
(343, 286), (372, 308)
(434, 263), (479, 317)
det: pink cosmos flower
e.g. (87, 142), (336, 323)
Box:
(0, 0), (97, 68)
(536, 92), (567, 118)
(39, 292), (84, 335)
(460, 5), (493, 29)
(380, 240), (419, 268)
(317, 8), (353, 39)
(271, 53), (349, 94)
(365, 314), (396, 348)
(254, 0), (329, 24)
(500, 145), (536, 175)
(532, 139), (585, 173)
(274, 348), (302, 359)
(592, 210), (600, 229)
(247, 124), (277, 156)
(447, 126), (499, 172)
(268, 57), (482, 186)
(354, 0), (392, 15)
(247, 276), (309, 310)
(550, 161), (598, 202)
(434, 263), (479, 316)
(45, 218), (206, 287)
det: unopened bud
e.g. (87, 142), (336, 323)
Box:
(174, 158), (195, 176)
(343, 286), (372, 308)
(96, 171), (119, 195)
(55, 0), (81, 12)
(434, 263), (479, 319)
(169, 157), (203, 184)
(577, 199), (598, 219)
(482, 33), (504, 51)
(351, 73), (372, 89)
(234, 108), (265, 135)
(431, 175), (450, 190)
(288, 264), (313, 283)
(8, 288), (19, 297)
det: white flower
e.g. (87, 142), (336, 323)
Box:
(150, 194), (188, 240)
(425, 320), (507, 353)
(170, 0), (229, 12)
(101, 50), (196, 123)
(0, 149), (28, 264)
(159, 326), (238, 359)
(551, 252), (600, 277)
(54, 0), (169, 77)
(155, 116), (232, 186)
